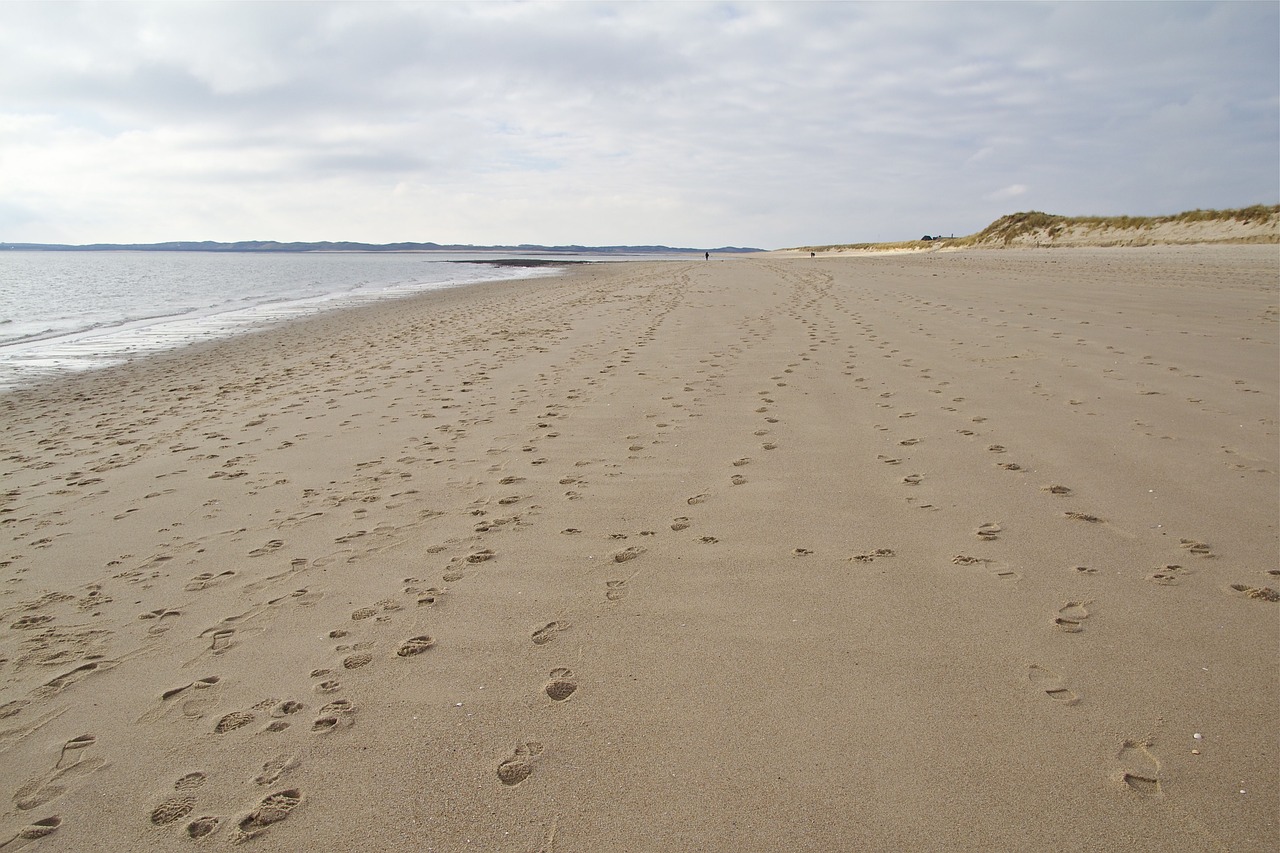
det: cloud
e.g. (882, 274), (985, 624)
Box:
(987, 184), (1029, 202)
(0, 1), (1275, 247)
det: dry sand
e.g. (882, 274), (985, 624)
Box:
(1, 245), (1276, 851)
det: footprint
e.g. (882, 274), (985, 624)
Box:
(497, 743), (543, 786)
(254, 755), (298, 786)
(1064, 511), (1102, 523)
(29, 660), (118, 700)
(1226, 583), (1280, 602)
(269, 701), (304, 718)
(8, 615), (53, 630)
(150, 796), (196, 826)
(670, 517), (691, 531)
(0, 700), (29, 720)
(0, 816), (62, 848)
(214, 711), (255, 734)
(140, 609), (182, 635)
(248, 540), (285, 558)
(531, 621), (570, 646)
(396, 636), (436, 657)
(850, 549), (894, 563)
(976, 523), (1001, 541)
(232, 789), (302, 843)
(544, 668), (578, 702)
(184, 816), (220, 839)
(174, 772), (207, 791)
(1053, 600), (1091, 633)
(342, 652), (373, 669)
(185, 570), (235, 592)
(209, 629), (236, 653)
(612, 546), (644, 563)
(730, 474), (747, 485)
(1179, 538), (1213, 557)
(1147, 564), (1188, 586)
(1115, 740), (1163, 796)
(13, 735), (105, 811)
(1042, 484), (1073, 496)
(604, 580), (628, 602)
(792, 548), (813, 557)
(320, 699), (355, 716)
(55, 734), (96, 770)
(1027, 664), (1079, 705)
(686, 494), (709, 506)
(902, 474), (922, 486)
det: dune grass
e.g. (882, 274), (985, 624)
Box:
(791, 204), (1279, 252)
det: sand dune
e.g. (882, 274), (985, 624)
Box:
(0, 245), (1276, 851)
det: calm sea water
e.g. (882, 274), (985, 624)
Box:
(0, 251), (572, 390)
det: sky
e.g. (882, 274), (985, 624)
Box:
(1, 1), (1277, 249)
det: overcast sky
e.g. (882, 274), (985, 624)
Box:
(1, 1), (1276, 249)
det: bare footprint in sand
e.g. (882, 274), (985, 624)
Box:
(1053, 600), (1091, 633)
(1027, 664), (1079, 705)
(976, 522), (1001, 541)
(12, 734), (105, 811)
(1114, 740), (1163, 796)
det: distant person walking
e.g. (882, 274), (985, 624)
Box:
(704, 252), (709, 260)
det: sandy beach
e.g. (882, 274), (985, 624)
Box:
(1, 246), (1276, 851)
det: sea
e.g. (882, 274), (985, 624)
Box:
(0, 250), (683, 392)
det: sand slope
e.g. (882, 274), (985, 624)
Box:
(0, 246), (1276, 851)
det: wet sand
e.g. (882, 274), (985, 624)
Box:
(0, 246), (1276, 851)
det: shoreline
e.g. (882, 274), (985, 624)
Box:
(1, 249), (1275, 850)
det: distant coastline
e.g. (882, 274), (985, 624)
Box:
(0, 240), (762, 254)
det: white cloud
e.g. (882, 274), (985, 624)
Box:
(987, 184), (1029, 202)
(0, 1), (1275, 248)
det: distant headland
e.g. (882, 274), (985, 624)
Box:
(0, 240), (762, 254)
